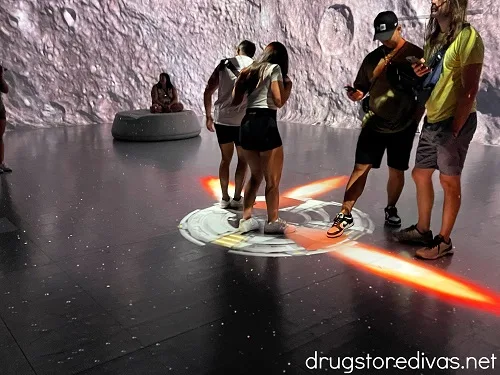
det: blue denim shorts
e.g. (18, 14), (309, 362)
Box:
(414, 112), (477, 176)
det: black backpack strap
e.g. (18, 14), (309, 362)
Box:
(219, 58), (240, 77)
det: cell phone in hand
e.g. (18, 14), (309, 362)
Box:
(406, 56), (424, 65)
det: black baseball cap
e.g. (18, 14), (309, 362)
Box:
(373, 11), (399, 41)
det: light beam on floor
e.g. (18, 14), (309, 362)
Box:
(201, 176), (234, 201)
(199, 176), (500, 316)
(200, 175), (349, 206)
(282, 176), (349, 200)
(329, 241), (500, 315)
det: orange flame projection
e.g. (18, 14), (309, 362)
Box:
(199, 176), (500, 316)
(282, 176), (349, 200)
(200, 175), (349, 209)
(330, 242), (500, 315)
(200, 176), (235, 201)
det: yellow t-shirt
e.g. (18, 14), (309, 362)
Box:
(425, 26), (484, 123)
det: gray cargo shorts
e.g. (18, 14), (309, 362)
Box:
(414, 112), (477, 176)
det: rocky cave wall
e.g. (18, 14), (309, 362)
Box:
(1, 0), (498, 144)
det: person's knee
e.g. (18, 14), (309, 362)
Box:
(265, 182), (279, 193)
(171, 103), (183, 112)
(250, 172), (263, 185)
(412, 168), (431, 184)
(439, 173), (460, 192)
(220, 157), (231, 166)
(264, 174), (280, 191)
(236, 158), (247, 171)
(353, 164), (371, 175)
(220, 151), (232, 165)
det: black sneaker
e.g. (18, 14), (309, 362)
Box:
(327, 213), (354, 238)
(393, 224), (433, 245)
(385, 206), (401, 227)
(415, 235), (453, 260)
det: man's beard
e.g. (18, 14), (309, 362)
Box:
(431, 2), (450, 18)
(430, 5), (439, 16)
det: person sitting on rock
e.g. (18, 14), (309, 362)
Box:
(150, 73), (184, 113)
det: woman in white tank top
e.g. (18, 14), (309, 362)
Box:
(231, 42), (295, 235)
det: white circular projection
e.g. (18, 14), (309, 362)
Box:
(179, 198), (374, 257)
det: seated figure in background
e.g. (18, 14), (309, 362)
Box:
(150, 73), (184, 113)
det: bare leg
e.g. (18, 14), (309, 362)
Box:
(340, 164), (372, 214)
(150, 104), (162, 113)
(218, 143), (234, 202)
(387, 167), (405, 207)
(412, 168), (435, 233)
(234, 146), (247, 200)
(260, 146), (284, 223)
(439, 173), (461, 242)
(170, 102), (184, 112)
(242, 150), (263, 220)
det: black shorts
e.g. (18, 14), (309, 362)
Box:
(240, 108), (282, 152)
(355, 120), (418, 171)
(214, 124), (240, 146)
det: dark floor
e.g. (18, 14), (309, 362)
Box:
(1, 121), (499, 375)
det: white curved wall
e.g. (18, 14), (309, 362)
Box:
(1, 0), (498, 144)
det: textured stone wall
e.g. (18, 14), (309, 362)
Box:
(1, 0), (498, 144)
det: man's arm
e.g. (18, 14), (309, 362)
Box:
(451, 63), (482, 136)
(347, 58), (370, 101)
(171, 87), (179, 104)
(151, 86), (160, 106)
(204, 66), (220, 117)
(451, 30), (484, 136)
(203, 66), (220, 132)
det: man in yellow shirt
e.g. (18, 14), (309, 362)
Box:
(395, 0), (484, 259)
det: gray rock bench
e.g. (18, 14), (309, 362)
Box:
(111, 109), (201, 141)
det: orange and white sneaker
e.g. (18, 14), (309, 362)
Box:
(327, 212), (353, 238)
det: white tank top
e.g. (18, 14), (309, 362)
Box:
(246, 63), (283, 110)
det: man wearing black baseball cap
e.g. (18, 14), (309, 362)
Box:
(373, 11), (400, 42)
(327, 11), (424, 239)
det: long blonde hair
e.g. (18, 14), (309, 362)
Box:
(425, 0), (468, 56)
(236, 42), (289, 94)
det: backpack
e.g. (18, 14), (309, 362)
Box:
(412, 23), (471, 107)
(413, 47), (447, 106)
(218, 58), (240, 77)
(382, 43), (448, 115)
